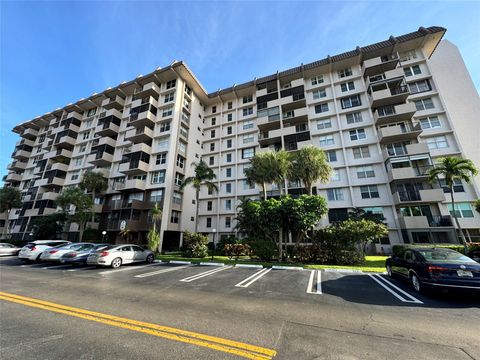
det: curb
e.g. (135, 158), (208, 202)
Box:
(199, 262), (225, 266)
(235, 264), (264, 269)
(271, 266), (303, 271)
(169, 260), (192, 265)
(323, 268), (363, 274)
(153, 260), (162, 263)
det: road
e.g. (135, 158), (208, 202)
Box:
(0, 256), (479, 359)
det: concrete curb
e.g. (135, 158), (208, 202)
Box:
(169, 260), (192, 265)
(272, 266), (303, 271)
(235, 264), (264, 269)
(199, 262), (225, 266)
(153, 260), (162, 263)
(323, 268), (363, 274)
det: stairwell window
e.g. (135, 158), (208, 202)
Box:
(226, 153), (232, 162)
(226, 168), (232, 178)
(159, 121), (171, 132)
(414, 98), (434, 111)
(166, 79), (176, 89)
(209, 156), (214, 166)
(164, 92), (175, 103)
(225, 183), (232, 193)
(171, 211), (180, 224)
(174, 173), (184, 186)
(243, 95), (253, 104)
(162, 107), (173, 118)
(225, 217), (231, 228)
(327, 188), (344, 201)
(173, 192), (182, 205)
(404, 65), (421, 77)
(341, 95), (362, 109)
(420, 116), (441, 129)
(176, 155), (185, 169)
(225, 199), (232, 210)
(426, 135), (448, 149)
(207, 201), (213, 211)
(360, 185), (379, 199)
(349, 128), (366, 141)
(227, 114), (233, 122)
(206, 217), (212, 228)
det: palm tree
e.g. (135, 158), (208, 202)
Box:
(428, 157), (478, 246)
(244, 153), (275, 200)
(289, 145), (332, 195)
(180, 160), (218, 233)
(0, 186), (22, 238)
(475, 199), (480, 215)
(79, 170), (108, 224)
(267, 150), (291, 196)
(57, 187), (93, 242)
(151, 203), (163, 252)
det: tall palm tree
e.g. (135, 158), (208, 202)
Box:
(79, 170), (108, 224)
(0, 186), (22, 238)
(180, 160), (218, 233)
(428, 157), (478, 246)
(289, 145), (332, 195)
(267, 150), (291, 196)
(244, 153), (275, 200)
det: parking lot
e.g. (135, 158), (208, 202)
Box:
(1, 255), (478, 309)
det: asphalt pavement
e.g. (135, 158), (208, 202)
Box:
(0, 256), (479, 359)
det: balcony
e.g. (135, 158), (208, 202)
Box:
(131, 96), (159, 109)
(119, 160), (149, 175)
(398, 215), (453, 229)
(282, 107), (308, 125)
(382, 142), (430, 161)
(9, 161), (27, 171)
(393, 188), (445, 205)
(54, 134), (76, 150)
(374, 102), (417, 126)
(92, 136), (117, 149)
(65, 111), (83, 121)
(46, 162), (69, 172)
(362, 54), (399, 77)
(4, 173), (22, 183)
(125, 126), (153, 143)
(387, 165), (433, 182)
(16, 138), (34, 147)
(378, 123), (422, 144)
(123, 143), (152, 155)
(369, 85), (410, 108)
(87, 152), (114, 166)
(105, 199), (151, 211)
(47, 148), (72, 161)
(101, 95), (125, 111)
(37, 192), (60, 201)
(133, 82), (161, 98)
(95, 121), (120, 137)
(115, 179), (147, 191)
(365, 68), (404, 89)
(127, 110), (156, 128)
(35, 177), (65, 188)
(12, 149), (31, 160)
(22, 128), (38, 140)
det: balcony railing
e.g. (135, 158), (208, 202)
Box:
(390, 85), (409, 96)
(429, 215), (453, 227)
(398, 190), (422, 202)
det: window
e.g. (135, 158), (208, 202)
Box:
(404, 65), (421, 77)
(420, 116), (441, 129)
(326, 150), (337, 162)
(210, 143), (215, 151)
(362, 207), (384, 215)
(75, 158), (82, 166)
(173, 192), (182, 205)
(80, 145), (87, 153)
(313, 88), (327, 100)
(315, 103), (329, 114)
(162, 107), (173, 118)
(243, 107), (253, 116)
(226, 153), (232, 162)
(243, 135), (254, 144)
(319, 135), (334, 146)
(426, 135), (448, 149)
(211, 117), (217, 126)
(330, 170), (341, 182)
(171, 211), (180, 224)
(243, 179), (255, 190)
(447, 203), (474, 218)
(178, 141), (187, 154)
(340, 81), (355, 92)
(82, 131), (90, 140)
(346, 112), (363, 124)
(242, 147), (255, 159)
(227, 101), (233, 110)
(151, 170), (166, 184)
(311, 75), (324, 85)
(180, 126), (188, 138)
(225, 199), (232, 210)
(87, 108), (96, 117)
(206, 217), (212, 228)
(176, 155), (185, 168)
(226, 139), (232, 148)
(356, 166), (375, 178)
(338, 68), (352, 78)
(208, 187), (213, 195)
(243, 95), (253, 104)
(414, 98), (434, 111)
(349, 128), (366, 141)
(409, 79), (432, 94)
(212, 106), (217, 114)
(166, 79), (176, 89)
(227, 114), (233, 122)
(439, 178), (464, 193)
(207, 201), (213, 211)
(209, 156), (214, 166)
(317, 119), (332, 129)
(352, 146), (370, 159)
(226, 126), (233, 135)
(164, 92), (175, 103)
(71, 171), (80, 181)
(174, 172), (184, 186)
(157, 138), (169, 149)
(159, 121), (171, 132)
(150, 190), (163, 202)
(210, 130), (216, 138)
(327, 188), (344, 201)
(341, 95), (361, 109)
(243, 120), (254, 130)
(225, 183), (232, 193)
(360, 185), (379, 199)
(225, 217), (231, 228)
(226, 168), (232, 177)
(183, 98), (191, 110)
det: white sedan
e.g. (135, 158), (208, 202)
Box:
(39, 243), (94, 262)
(87, 244), (154, 268)
(18, 240), (71, 261)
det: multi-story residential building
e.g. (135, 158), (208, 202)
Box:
(2, 26), (479, 251)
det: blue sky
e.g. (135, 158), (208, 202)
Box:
(1, 1), (479, 182)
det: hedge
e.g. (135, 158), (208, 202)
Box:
(392, 243), (480, 256)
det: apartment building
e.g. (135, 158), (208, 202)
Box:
(3, 26), (480, 251)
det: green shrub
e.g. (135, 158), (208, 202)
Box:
(147, 229), (160, 253)
(249, 240), (277, 261)
(217, 235), (242, 255)
(392, 244), (466, 256)
(224, 243), (251, 260)
(182, 231), (209, 258)
(82, 228), (102, 242)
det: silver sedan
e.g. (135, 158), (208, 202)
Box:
(0, 243), (21, 256)
(87, 244), (154, 268)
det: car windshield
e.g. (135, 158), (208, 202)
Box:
(94, 245), (114, 251)
(0, 244), (14, 248)
(418, 249), (476, 263)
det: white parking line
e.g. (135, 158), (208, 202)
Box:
(67, 266), (97, 272)
(368, 274), (423, 304)
(99, 263), (160, 275)
(180, 265), (233, 282)
(235, 268), (272, 288)
(41, 264), (71, 270)
(134, 265), (191, 278)
(306, 270), (322, 295)
(0, 256), (17, 260)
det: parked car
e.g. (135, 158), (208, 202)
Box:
(0, 243), (21, 256)
(386, 247), (480, 293)
(60, 243), (112, 265)
(87, 244), (154, 268)
(39, 243), (96, 262)
(18, 240), (70, 262)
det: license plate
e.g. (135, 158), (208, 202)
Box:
(457, 270), (473, 277)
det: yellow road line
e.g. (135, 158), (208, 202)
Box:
(0, 291), (276, 360)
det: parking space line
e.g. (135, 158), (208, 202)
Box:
(67, 266), (97, 272)
(368, 274), (423, 304)
(41, 264), (72, 270)
(235, 268), (272, 288)
(0, 256), (17, 260)
(99, 263), (160, 275)
(306, 270), (322, 295)
(135, 265), (191, 278)
(180, 266), (233, 282)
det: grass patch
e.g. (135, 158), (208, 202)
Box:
(156, 253), (388, 273)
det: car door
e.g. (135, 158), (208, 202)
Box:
(118, 246), (135, 264)
(132, 246), (147, 262)
(400, 250), (415, 278)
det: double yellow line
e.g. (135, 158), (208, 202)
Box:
(0, 291), (276, 360)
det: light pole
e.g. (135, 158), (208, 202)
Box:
(102, 230), (107, 242)
(211, 228), (216, 260)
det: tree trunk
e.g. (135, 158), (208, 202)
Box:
(306, 182), (312, 196)
(2, 209), (10, 238)
(450, 187), (468, 247)
(194, 188), (200, 233)
(157, 222), (163, 254)
(79, 221), (85, 242)
(91, 190), (96, 225)
(262, 182), (267, 200)
(278, 228), (283, 262)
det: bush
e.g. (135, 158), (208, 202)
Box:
(147, 229), (160, 253)
(217, 235), (242, 255)
(182, 231), (209, 258)
(392, 244), (465, 256)
(249, 240), (277, 261)
(224, 243), (251, 260)
(82, 228), (103, 242)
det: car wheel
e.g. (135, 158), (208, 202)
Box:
(410, 273), (422, 293)
(386, 264), (393, 277)
(36, 254), (42, 262)
(111, 257), (122, 269)
(146, 254), (154, 264)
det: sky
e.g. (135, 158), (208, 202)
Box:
(1, 0), (479, 183)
